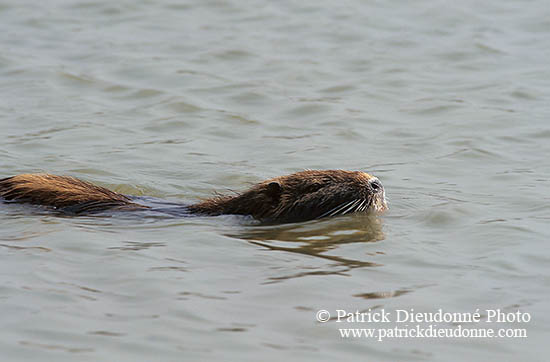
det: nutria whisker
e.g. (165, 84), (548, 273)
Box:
(363, 198), (372, 212)
(341, 199), (362, 216)
(318, 199), (357, 218)
(362, 200), (370, 212)
(356, 199), (365, 213)
(357, 199), (368, 212)
(317, 199), (357, 219)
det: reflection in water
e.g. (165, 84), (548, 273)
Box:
(108, 241), (166, 251)
(229, 214), (385, 282)
(18, 340), (94, 354)
(353, 289), (411, 300)
(0, 243), (51, 252)
(87, 331), (126, 337)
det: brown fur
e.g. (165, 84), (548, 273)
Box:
(0, 170), (387, 222)
(0, 174), (146, 213)
(187, 170), (387, 223)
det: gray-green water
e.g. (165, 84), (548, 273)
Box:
(1, 0), (549, 361)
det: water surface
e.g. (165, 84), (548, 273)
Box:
(1, 0), (549, 361)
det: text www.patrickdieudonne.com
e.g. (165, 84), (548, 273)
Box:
(316, 308), (529, 342)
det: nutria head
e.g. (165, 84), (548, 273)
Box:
(187, 170), (388, 223)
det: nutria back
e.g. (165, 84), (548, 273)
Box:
(0, 174), (146, 213)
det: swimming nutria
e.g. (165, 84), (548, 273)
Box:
(0, 170), (387, 223)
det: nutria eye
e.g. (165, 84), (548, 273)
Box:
(370, 179), (382, 191)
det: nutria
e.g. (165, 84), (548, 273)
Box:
(0, 170), (387, 223)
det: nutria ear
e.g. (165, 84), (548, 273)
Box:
(266, 181), (282, 198)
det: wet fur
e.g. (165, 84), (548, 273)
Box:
(0, 174), (145, 214)
(0, 170), (387, 222)
(187, 170), (384, 223)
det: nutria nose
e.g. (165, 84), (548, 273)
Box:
(370, 179), (383, 192)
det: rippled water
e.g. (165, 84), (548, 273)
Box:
(1, 0), (549, 361)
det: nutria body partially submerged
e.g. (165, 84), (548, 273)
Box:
(0, 170), (387, 223)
